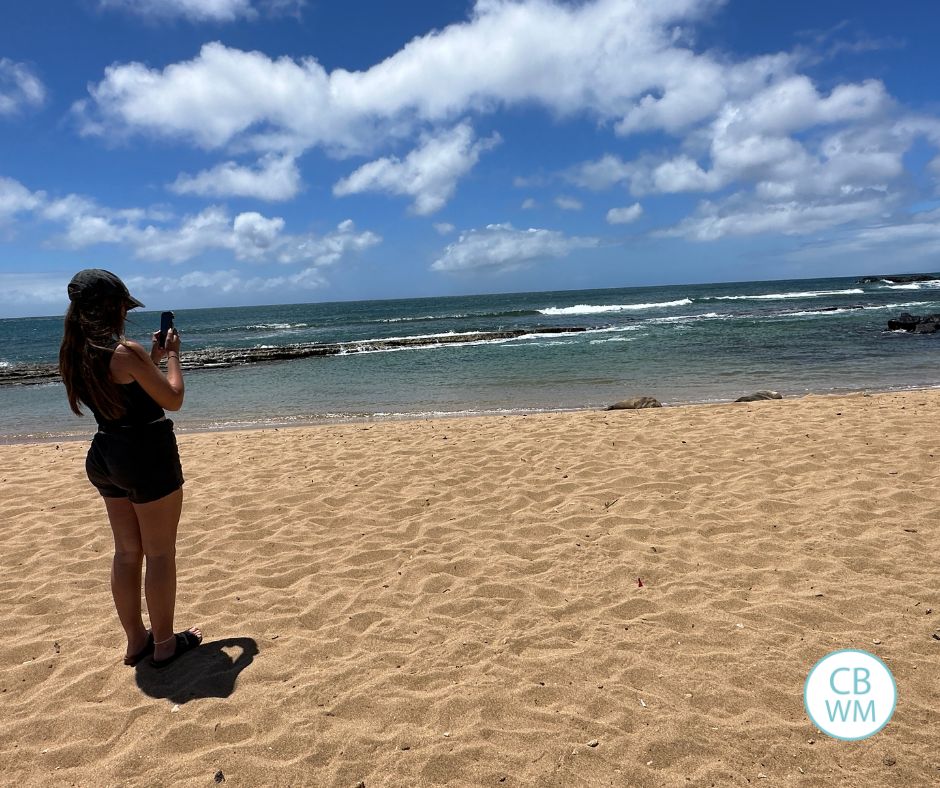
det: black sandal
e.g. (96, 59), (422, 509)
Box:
(150, 630), (203, 669)
(123, 631), (154, 666)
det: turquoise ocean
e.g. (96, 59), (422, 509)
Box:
(1, 274), (938, 442)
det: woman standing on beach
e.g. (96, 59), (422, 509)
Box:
(59, 269), (202, 668)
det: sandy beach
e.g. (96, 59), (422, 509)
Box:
(1, 390), (938, 787)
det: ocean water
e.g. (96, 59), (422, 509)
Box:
(1, 274), (938, 442)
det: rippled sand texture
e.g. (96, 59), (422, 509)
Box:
(1, 390), (939, 787)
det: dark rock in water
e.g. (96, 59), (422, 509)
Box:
(607, 396), (662, 410)
(887, 312), (917, 330)
(735, 390), (783, 402)
(0, 365), (61, 385)
(0, 325), (591, 387)
(887, 312), (940, 333)
(858, 273), (939, 284)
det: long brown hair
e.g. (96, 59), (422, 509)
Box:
(59, 294), (128, 420)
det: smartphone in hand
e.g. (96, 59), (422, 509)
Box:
(158, 311), (175, 348)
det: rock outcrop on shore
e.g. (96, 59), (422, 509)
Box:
(857, 273), (939, 284)
(0, 326), (590, 387)
(887, 312), (940, 334)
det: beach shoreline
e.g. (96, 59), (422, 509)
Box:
(3, 380), (939, 447)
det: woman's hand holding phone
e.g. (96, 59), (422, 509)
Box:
(150, 323), (181, 363)
(164, 328), (181, 354)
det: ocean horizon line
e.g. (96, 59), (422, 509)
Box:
(4, 269), (938, 322)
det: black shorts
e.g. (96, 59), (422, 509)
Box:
(85, 419), (185, 504)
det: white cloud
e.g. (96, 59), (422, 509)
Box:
(796, 21), (905, 64)
(664, 197), (889, 241)
(0, 263), (327, 317)
(554, 196), (582, 211)
(53, 0), (940, 254)
(566, 71), (928, 242)
(100, 0), (255, 22)
(125, 265), (329, 301)
(648, 155), (726, 193)
(76, 1), (795, 154)
(233, 211), (284, 251)
(284, 218), (381, 266)
(333, 123), (500, 214)
(126, 206), (288, 263)
(433, 222), (455, 235)
(521, 198), (538, 210)
(731, 76), (889, 137)
(590, 76), (895, 200)
(130, 209), (379, 264)
(0, 176), (44, 221)
(36, 193), (172, 248)
(0, 272), (68, 308)
(98, 0), (302, 22)
(431, 223), (599, 273)
(566, 154), (635, 191)
(170, 154), (301, 201)
(789, 209), (940, 262)
(76, 43), (335, 150)
(0, 175), (380, 266)
(648, 111), (935, 240)
(606, 203), (643, 225)
(0, 59), (46, 117)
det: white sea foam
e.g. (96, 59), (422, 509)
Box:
(786, 301), (932, 318)
(191, 406), (583, 431)
(580, 325), (645, 334)
(786, 308), (855, 317)
(878, 281), (940, 290)
(338, 334), (526, 355)
(539, 298), (692, 315)
(589, 336), (637, 344)
(499, 326), (645, 347)
(875, 301), (932, 309)
(646, 312), (724, 324)
(370, 406), (568, 419)
(381, 315), (440, 322)
(708, 288), (864, 300)
(354, 329), (499, 345)
(342, 326), (628, 354)
(326, 329), (487, 352)
(512, 330), (587, 340)
(346, 327), (600, 349)
(240, 322), (309, 330)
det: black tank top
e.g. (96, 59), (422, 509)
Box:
(90, 380), (165, 430)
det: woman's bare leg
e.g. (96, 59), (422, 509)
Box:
(103, 496), (148, 659)
(133, 488), (199, 661)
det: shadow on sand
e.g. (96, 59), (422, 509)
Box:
(134, 637), (258, 704)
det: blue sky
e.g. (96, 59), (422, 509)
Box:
(1, 0), (939, 317)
